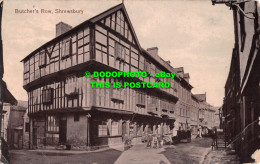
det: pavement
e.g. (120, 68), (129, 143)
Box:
(9, 148), (123, 164)
(203, 149), (241, 164)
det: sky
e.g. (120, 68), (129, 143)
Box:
(2, 0), (234, 107)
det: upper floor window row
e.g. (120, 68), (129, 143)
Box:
(29, 27), (90, 69)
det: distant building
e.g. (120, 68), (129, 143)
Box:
(1, 80), (17, 140)
(6, 101), (27, 149)
(2, 103), (11, 141)
(23, 109), (29, 149)
(190, 94), (200, 138)
(194, 93), (216, 136)
(174, 68), (193, 133)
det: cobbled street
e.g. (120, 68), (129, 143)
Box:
(10, 138), (215, 164)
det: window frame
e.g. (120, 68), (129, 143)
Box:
(61, 38), (72, 59)
(25, 123), (30, 132)
(98, 121), (109, 137)
(39, 51), (47, 68)
(42, 88), (54, 105)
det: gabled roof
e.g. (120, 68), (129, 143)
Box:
(21, 3), (142, 62)
(89, 3), (142, 50)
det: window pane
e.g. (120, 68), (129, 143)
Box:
(72, 43), (77, 54)
(96, 31), (107, 46)
(78, 39), (83, 47)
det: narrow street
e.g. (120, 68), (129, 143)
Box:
(10, 138), (212, 164)
(115, 137), (212, 164)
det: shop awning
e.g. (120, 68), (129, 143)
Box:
(1, 79), (17, 105)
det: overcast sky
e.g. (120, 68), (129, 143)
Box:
(2, 0), (234, 107)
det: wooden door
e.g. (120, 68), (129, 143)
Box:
(122, 121), (127, 136)
(59, 119), (67, 144)
(33, 128), (37, 146)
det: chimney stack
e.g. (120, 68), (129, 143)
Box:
(56, 22), (72, 37)
(184, 73), (190, 83)
(147, 47), (158, 57)
(166, 60), (171, 65)
(175, 67), (184, 78)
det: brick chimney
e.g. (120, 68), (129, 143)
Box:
(174, 67), (184, 78)
(56, 22), (72, 37)
(147, 47), (158, 57)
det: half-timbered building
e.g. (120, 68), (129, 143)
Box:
(21, 3), (193, 149)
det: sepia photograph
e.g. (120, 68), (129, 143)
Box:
(0, 0), (259, 163)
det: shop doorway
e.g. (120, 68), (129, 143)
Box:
(122, 121), (127, 137)
(59, 117), (67, 144)
(33, 128), (37, 146)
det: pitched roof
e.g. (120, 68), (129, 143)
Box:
(194, 93), (206, 102)
(191, 94), (200, 101)
(89, 3), (141, 50)
(0, 79), (17, 105)
(21, 3), (141, 62)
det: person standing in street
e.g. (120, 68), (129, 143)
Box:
(153, 134), (158, 148)
(146, 132), (153, 148)
(157, 134), (163, 148)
